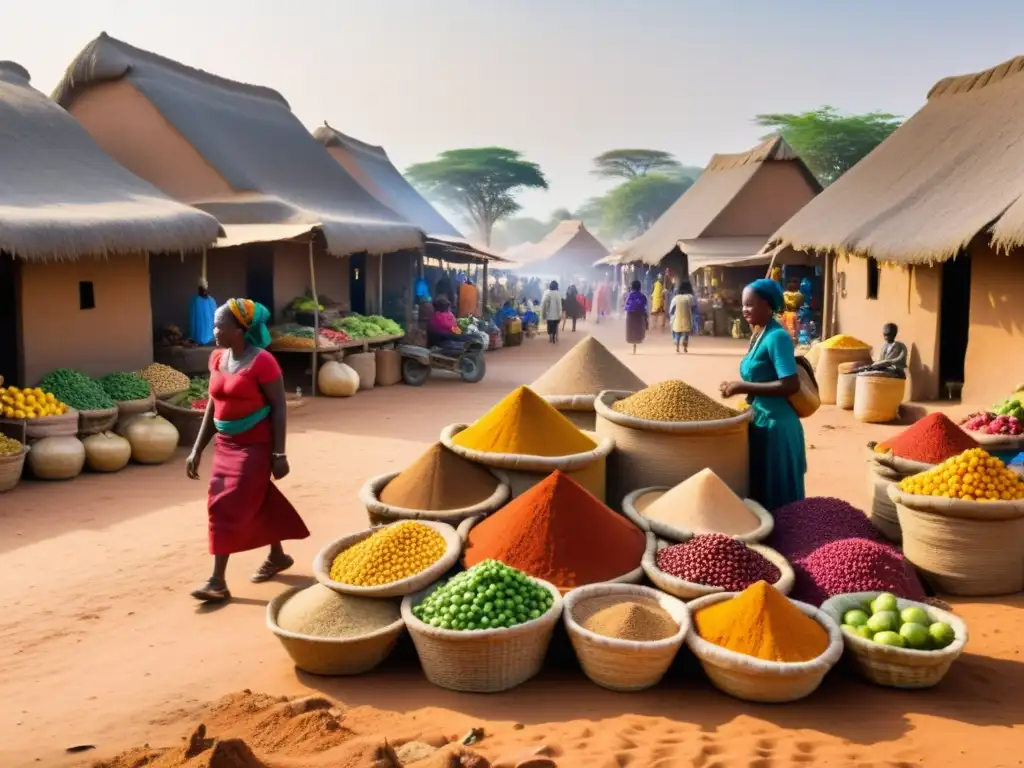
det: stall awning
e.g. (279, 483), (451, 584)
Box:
(680, 237), (768, 269)
(214, 222), (318, 248)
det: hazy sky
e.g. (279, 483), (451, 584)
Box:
(4, 0), (1024, 227)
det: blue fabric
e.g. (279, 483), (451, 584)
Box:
(214, 405), (270, 435)
(740, 319), (806, 511)
(189, 295), (217, 345)
(414, 278), (431, 302)
(748, 279), (785, 313)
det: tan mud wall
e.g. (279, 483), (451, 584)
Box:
(704, 163), (819, 238)
(272, 242), (351, 316)
(20, 256), (153, 384)
(963, 243), (1024, 405)
(834, 256), (941, 401)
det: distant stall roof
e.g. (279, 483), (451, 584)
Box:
(517, 220), (608, 274)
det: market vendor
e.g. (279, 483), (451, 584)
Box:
(720, 279), (806, 511)
(427, 297), (465, 353)
(189, 278), (217, 345)
(186, 298), (309, 603)
(854, 323), (908, 378)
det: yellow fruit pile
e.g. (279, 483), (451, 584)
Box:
(899, 448), (1024, 501)
(1, 386), (68, 420)
(329, 521), (447, 586)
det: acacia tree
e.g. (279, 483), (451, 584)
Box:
(406, 147), (548, 245)
(591, 149), (681, 180)
(755, 107), (902, 186)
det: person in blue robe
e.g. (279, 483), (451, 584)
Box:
(189, 278), (217, 345)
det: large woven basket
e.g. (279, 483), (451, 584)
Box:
(359, 467), (511, 526)
(836, 362), (859, 410)
(685, 592), (844, 703)
(868, 447), (935, 478)
(266, 584), (405, 676)
(24, 409), (78, 440)
(114, 394), (156, 435)
(816, 347), (872, 405)
(563, 583), (691, 692)
(401, 577), (563, 692)
(541, 394), (602, 432)
(854, 375), (905, 423)
(78, 407), (118, 437)
(440, 423), (614, 502)
(889, 487), (1024, 596)
(0, 446), (27, 493)
(865, 464), (902, 542)
(313, 520), (462, 599)
(964, 431), (1024, 453)
(621, 485), (774, 544)
(642, 538), (794, 601)
(374, 348), (402, 387)
(820, 592), (968, 689)
(594, 390), (752, 509)
(154, 397), (203, 447)
(456, 518), (649, 595)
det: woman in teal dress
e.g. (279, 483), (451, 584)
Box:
(720, 279), (806, 510)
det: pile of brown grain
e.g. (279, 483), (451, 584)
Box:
(379, 443), (499, 510)
(276, 584), (400, 638)
(579, 599), (677, 641)
(530, 335), (646, 397)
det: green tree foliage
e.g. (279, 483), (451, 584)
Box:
(601, 174), (693, 240)
(754, 107), (902, 186)
(491, 216), (550, 251)
(592, 149), (681, 180)
(406, 148), (548, 245)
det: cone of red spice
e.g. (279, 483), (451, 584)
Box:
(877, 412), (979, 465)
(463, 470), (646, 589)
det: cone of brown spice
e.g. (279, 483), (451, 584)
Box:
(379, 443), (499, 511)
(582, 600), (678, 641)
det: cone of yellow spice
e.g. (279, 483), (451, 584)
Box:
(899, 447), (1024, 501)
(329, 521), (447, 587)
(819, 334), (869, 350)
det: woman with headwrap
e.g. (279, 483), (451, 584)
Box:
(720, 279), (806, 510)
(185, 299), (309, 602)
(624, 280), (649, 354)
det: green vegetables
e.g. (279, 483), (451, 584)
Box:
(38, 369), (115, 411)
(412, 560), (554, 631)
(99, 372), (152, 402)
(166, 377), (209, 408)
(331, 313), (403, 339)
(994, 397), (1024, 420)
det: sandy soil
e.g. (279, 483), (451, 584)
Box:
(1, 319), (1022, 768)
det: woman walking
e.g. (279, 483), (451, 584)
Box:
(719, 280), (806, 510)
(623, 280), (649, 354)
(669, 281), (695, 353)
(562, 284), (583, 333)
(540, 280), (563, 343)
(186, 299), (309, 602)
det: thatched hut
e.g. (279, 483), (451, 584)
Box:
(0, 61), (220, 386)
(768, 55), (1024, 404)
(517, 220), (608, 281)
(53, 33), (424, 333)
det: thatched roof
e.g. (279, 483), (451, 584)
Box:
(53, 33), (423, 257)
(0, 61), (221, 260)
(769, 55), (1024, 264)
(521, 220), (608, 275)
(617, 137), (820, 266)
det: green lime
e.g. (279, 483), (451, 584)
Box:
(901, 606), (931, 626)
(899, 622), (931, 650)
(929, 622), (956, 649)
(870, 593), (899, 614)
(866, 610), (900, 634)
(872, 630), (906, 648)
(843, 609), (870, 627)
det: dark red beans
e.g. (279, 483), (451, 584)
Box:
(656, 534), (780, 591)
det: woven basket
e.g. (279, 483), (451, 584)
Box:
(816, 347), (872, 405)
(374, 348), (402, 386)
(359, 468), (511, 526)
(865, 465), (902, 542)
(594, 390), (752, 508)
(266, 584), (405, 676)
(836, 362), (859, 411)
(440, 423), (614, 502)
(621, 485), (774, 544)
(889, 487), (1024, 596)
(154, 397), (203, 447)
(78, 407), (119, 437)
(456, 519), (649, 595)
(820, 592), (968, 689)
(24, 409), (79, 440)
(346, 352), (376, 391)
(643, 538), (794, 601)
(114, 395), (156, 434)
(0, 446), (27, 493)
(685, 592), (844, 703)
(802, 345), (821, 370)
(563, 584), (691, 692)
(869, 448), (934, 478)
(313, 520), (462, 599)
(854, 374), (905, 424)
(541, 394), (601, 432)
(401, 577), (562, 692)
(963, 431), (1024, 453)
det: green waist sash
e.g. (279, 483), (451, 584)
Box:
(214, 405), (270, 436)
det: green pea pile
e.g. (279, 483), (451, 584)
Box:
(412, 560), (554, 631)
(38, 369), (115, 411)
(99, 372), (152, 402)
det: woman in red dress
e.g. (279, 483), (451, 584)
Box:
(186, 298), (309, 602)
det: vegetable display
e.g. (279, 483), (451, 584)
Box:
(38, 369), (114, 411)
(961, 411), (1023, 436)
(165, 377), (209, 410)
(994, 397), (1024, 420)
(137, 363), (190, 396)
(269, 325), (337, 350)
(331, 314), (403, 339)
(898, 447), (1024, 501)
(841, 593), (956, 651)
(99, 372), (152, 402)
(2, 386), (68, 419)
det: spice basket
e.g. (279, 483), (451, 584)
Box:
(539, 394), (602, 431)
(154, 397), (202, 447)
(562, 583), (691, 692)
(594, 390), (752, 508)
(836, 362), (859, 410)
(441, 423), (614, 502)
(622, 486), (774, 544)
(865, 464), (902, 542)
(643, 538), (794, 601)
(313, 520), (462, 599)
(401, 577), (562, 692)
(113, 395), (156, 434)
(868, 447), (934, 478)
(24, 409), (79, 440)
(820, 592), (968, 688)
(684, 592), (843, 703)
(854, 375), (905, 423)
(816, 347), (872, 405)
(888, 487), (1024, 596)
(266, 584), (405, 676)
(359, 468), (511, 526)
(78, 406), (119, 437)
(964, 431), (1024, 453)
(0, 444), (27, 492)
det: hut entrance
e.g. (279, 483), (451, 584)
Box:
(938, 253), (972, 396)
(245, 245), (275, 321)
(0, 253), (20, 386)
(349, 253), (367, 315)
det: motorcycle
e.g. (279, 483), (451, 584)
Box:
(397, 335), (486, 386)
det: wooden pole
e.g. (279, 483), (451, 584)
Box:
(309, 239), (320, 397)
(822, 252), (832, 338)
(201, 247), (207, 284)
(482, 259), (489, 316)
(378, 254), (384, 315)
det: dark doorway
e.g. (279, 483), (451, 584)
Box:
(349, 253), (366, 315)
(0, 253), (21, 386)
(939, 253), (972, 393)
(245, 245), (275, 320)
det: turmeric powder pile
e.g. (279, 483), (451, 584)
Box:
(693, 581), (829, 663)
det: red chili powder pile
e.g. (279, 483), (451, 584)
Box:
(877, 412), (979, 464)
(464, 470), (646, 589)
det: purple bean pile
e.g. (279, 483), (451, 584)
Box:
(656, 534), (781, 591)
(791, 537), (927, 606)
(768, 497), (887, 563)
